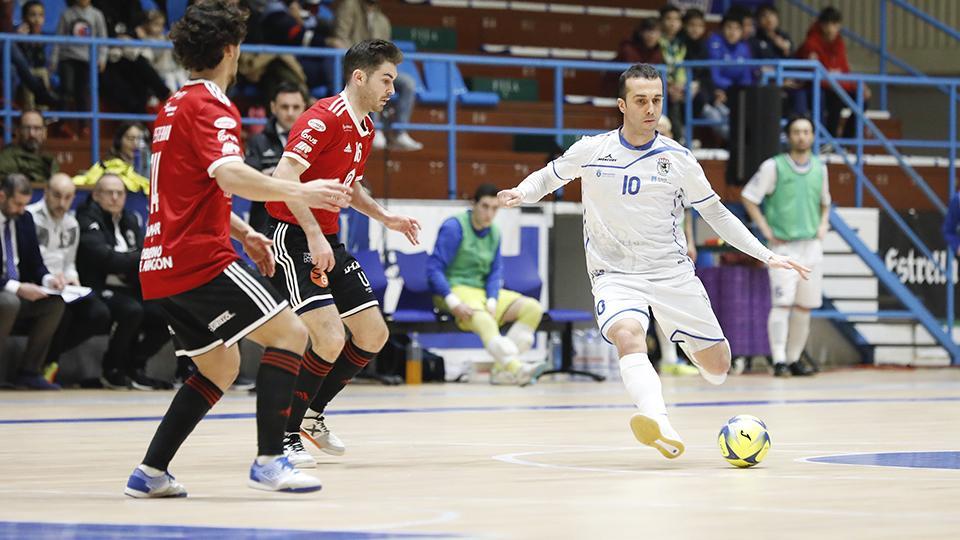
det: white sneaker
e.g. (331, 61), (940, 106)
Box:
(283, 433), (317, 469)
(124, 466), (187, 498)
(490, 358), (545, 387)
(373, 131), (387, 150)
(248, 456), (322, 493)
(390, 132), (423, 151)
(300, 413), (346, 456)
(629, 413), (685, 459)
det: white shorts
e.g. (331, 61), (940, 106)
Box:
(592, 272), (725, 353)
(769, 239), (823, 308)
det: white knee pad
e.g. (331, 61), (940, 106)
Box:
(505, 323), (536, 354)
(486, 336), (519, 362)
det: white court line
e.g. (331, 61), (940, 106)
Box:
(335, 510), (462, 533)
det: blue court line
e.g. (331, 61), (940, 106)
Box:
(0, 521), (457, 540)
(806, 451), (960, 471)
(1, 396), (959, 426)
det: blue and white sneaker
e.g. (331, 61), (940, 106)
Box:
(124, 466), (188, 498)
(248, 456), (323, 493)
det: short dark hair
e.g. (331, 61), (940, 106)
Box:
(271, 81), (307, 103)
(473, 183), (499, 202)
(617, 63), (662, 99)
(21, 1), (42, 20)
(756, 4), (778, 18)
(343, 39), (403, 83)
(659, 5), (681, 19)
(682, 8), (705, 24)
(721, 13), (744, 27)
(784, 114), (813, 135)
(2, 173), (32, 197)
(170, 0), (248, 72)
(111, 122), (145, 156)
(818, 6), (842, 24)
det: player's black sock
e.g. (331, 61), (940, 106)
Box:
(285, 348), (334, 432)
(142, 372), (223, 471)
(257, 347), (302, 456)
(309, 340), (376, 414)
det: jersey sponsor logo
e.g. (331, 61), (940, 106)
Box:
(139, 245), (174, 272)
(597, 153), (617, 162)
(657, 156), (672, 176)
(342, 123), (353, 132)
(221, 141), (241, 156)
(145, 222), (161, 238)
(153, 125), (172, 143)
(343, 260), (360, 274)
(294, 141), (313, 154)
(214, 116), (237, 129)
(307, 119), (327, 132)
(163, 103), (178, 117)
(172, 90), (187, 101)
(217, 129), (239, 143)
(208, 310), (236, 332)
(300, 130), (318, 145)
(344, 143), (352, 153)
(595, 169), (616, 178)
(310, 267), (329, 288)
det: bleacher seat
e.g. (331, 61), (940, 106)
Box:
(503, 253), (594, 327)
(422, 62), (500, 107)
(392, 40), (447, 105)
(393, 251), (436, 314)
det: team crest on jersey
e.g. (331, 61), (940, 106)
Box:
(657, 157), (671, 176)
(307, 119), (326, 132)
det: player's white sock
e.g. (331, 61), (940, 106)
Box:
(619, 353), (667, 416)
(505, 322), (536, 354)
(786, 308), (812, 363)
(655, 322), (678, 364)
(138, 464), (165, 477)
(768, 306), (789, 364)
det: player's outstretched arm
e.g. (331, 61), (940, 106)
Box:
(499, 166), (569, 208)
(351, 184), (420, 246)
(697, 198), (811, 279)
(214, 161), (351, 212)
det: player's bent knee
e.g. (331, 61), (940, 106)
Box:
(608, 321), (647, 356)
(695, 341), (731, 374)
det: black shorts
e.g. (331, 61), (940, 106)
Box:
(155, 260), (288, 357)
(266, 218), (379, 317)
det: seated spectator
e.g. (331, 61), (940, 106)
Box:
(750, 5), (806, 117)
(0, 174), (66, 390)
(659, 5), (687, 143)
(333, 0), (422, 151)
(14, 1), (59, 109)
(605, 18), (663, 98)
(95, 0), (170, 113)
(136, 10), (188, 94)
(51, 0), (108, 136)
(245, 82), (308, 233)
(427, 184), (548, 386)
(0, 110), (59, 183)
(77, 174), (170, 390)
(73, 122), (151, 193)
(796, 6), (868, 140)
(680, 8), (712, 120)
(704, 13), (754, 140)
(27, 173), (112, 384)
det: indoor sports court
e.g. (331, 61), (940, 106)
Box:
(2, 369), (959, 539)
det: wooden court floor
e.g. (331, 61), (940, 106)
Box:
(1, 368), (959, 539)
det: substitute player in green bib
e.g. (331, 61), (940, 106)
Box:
(742, 115), (829, 377)
(428, 184), (548, 385)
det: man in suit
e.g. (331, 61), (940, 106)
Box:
(0, 173), (66, 390)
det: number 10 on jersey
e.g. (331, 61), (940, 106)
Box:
(621, 175), (642, 195)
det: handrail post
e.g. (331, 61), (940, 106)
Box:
(446, 60), (456, 200)
(856, 81), (865, 207)
(949, 83), (957, 351)
(2, 39), (11, 145)
(553, 66), (563, 148)
(89, 42), (100, 162)
(813, 69), (822, 154)
(879, 0), (888, 110)
(334, 51), (343, 92)
(683, 74), (693, 147)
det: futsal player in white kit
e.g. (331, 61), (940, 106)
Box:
(499, 64), (809, 459)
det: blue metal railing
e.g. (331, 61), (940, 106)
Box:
(1, 33), (956, 361)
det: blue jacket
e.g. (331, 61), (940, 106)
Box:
(706, 32), (754, 90)
(427, 212), (503, 300)
(0, 210), (51, 289)
(944, 192), (960, 255)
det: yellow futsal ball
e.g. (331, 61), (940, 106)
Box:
(718, 414), (771, 468)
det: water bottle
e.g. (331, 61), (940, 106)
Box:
(549, 332), (563, 370)
(133, 138), (145, 177)
(405, 332), (422, 385)
(572, 329), (586, 372)
(585, 329), (604, 377)
(606, 342), (621, 382)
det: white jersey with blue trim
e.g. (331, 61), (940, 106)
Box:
(550, 129), (717, 279)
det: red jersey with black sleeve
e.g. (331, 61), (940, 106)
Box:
(139, 79), (245, 299)
(265, 92), (374, 234)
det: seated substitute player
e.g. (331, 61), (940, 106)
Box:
(427, 183), (547, 386)
(741, 116), (827, 378)
(124, 0), (353, 498)
(263, 39), (421, 468)
(498, 63), (809, 460)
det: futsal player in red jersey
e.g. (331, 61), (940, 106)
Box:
(262, 40), (421, 468)
(124, 0), (353, 498)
